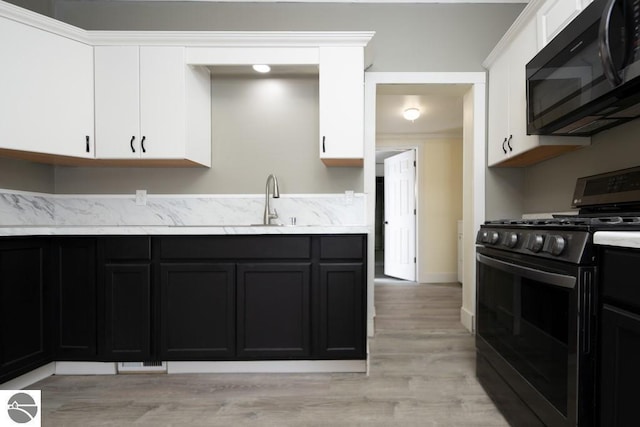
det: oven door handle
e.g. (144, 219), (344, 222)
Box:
(477, 253), (576, 289)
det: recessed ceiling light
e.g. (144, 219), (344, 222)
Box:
(252, 64), (271, 73)
(403, 108), (420, 121)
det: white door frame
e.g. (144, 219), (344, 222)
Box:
(364, 72), (486, 336)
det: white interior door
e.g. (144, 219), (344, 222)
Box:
(384, 150), (416, 281)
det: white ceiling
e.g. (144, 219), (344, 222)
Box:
(375, 83), (469, 138)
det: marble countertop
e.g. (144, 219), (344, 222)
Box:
(0, 225), (370, 237)
(594, 231), (640, 249)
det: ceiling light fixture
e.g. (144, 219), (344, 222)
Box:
(252, 64), (271, 73)
(403, 108), (421, 121)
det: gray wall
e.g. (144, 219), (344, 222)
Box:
(1, 1), (524, 195)
(486, 118), (640, 219)
(0, 158), (54, 193)
(522, 119), (640, 213)
(5, 0), (53, 17)
(54, 1), (524, 73)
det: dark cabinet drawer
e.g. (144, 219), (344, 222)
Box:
(320, 235), (365, 259)
(159, 235), (311, 260)
(103, 236), (151, 260)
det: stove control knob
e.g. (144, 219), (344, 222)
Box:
(504, 232), (518, 248)
(488, 231), (500, 244)
(544, 235), (566, 256)
(527, 234), (545, 253)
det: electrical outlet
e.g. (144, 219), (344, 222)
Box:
(345, 190), (354, 205)
(136, 190), (147, 206)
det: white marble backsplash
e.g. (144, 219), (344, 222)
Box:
(0, 190), (365, 227)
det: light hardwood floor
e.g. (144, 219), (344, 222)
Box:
(34, 282), (508, 426)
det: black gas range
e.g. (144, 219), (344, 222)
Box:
(475, 166), (640, 427)
(478, 166), (640, 265)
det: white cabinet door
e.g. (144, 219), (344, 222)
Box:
(505, 20), (540, 159)
(95, 46), (211, 165)
(487, 50), (510, 166)
(488, 20), (538, 166)
(139, 47), (186, 159)
(319, 46), (364, 166)
(0, 16), (94, 159)
(94, 46), (141, 158)
(537, 0), (585, 49)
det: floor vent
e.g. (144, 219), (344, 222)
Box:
(117, 361), (167, 374)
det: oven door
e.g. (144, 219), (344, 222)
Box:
(476, 248), (596, 427)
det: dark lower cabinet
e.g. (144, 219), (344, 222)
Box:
(599, 247), (640, 426)
(160, 263), (235, 360)
(54, 238), (97, 360)
(0, 238), (52, 383)
(237, 263), (311, 359)
(0, 234), (366, 382)
(600, 305), (640, 426)
(318, 263), (365, 358)
(103, 263), (152, 361)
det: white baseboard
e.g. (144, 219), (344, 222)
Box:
(1, 360), (366, 386)
(420, 272), (458, 283)
(460, 306), (474, 333)
(0, 363), (55, 390)
(167, 360), (366, 374)
(55, 362), (117, 375)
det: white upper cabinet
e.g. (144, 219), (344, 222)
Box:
(94, 46), (211, 166)
(537, 0), (591, 49)
(319, 46), (364, 167)
(0, 16), (94, 159)
(487, 10), (589, 167)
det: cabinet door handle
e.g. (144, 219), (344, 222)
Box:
(502, 137), (508, 154)
(322, 136), (326, 153)
(85, 135), (90, 153)
(141, 136), (146, 153)
(130, 136), (136, 153)
(507, 135), (513, 152)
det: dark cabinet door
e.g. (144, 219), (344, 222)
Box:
(160, 263), (235, 360)
(55, 238), (97, 360)
(0, 238), (52, 383)
(237, 263), (311, 359)
(600, 304), (640, 427)
(102, 264), (151, 361)
(318, 263), (365, 358)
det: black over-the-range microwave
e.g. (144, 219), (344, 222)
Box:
(526, 0), (640, 136)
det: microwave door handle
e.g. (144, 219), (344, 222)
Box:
(599, 0), (623, 86)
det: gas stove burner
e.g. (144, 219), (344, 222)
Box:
(487, 215), (640, 228)
(591, 216), (640, 225)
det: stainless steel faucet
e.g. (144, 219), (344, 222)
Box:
(263, 174), (280, 225)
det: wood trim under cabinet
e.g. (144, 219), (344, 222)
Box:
(0, 148), (208, 168)
(491, 145), (584, 167)
(321, 158), (364, 167)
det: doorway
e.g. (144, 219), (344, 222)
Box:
(364, 72), (487, 336)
